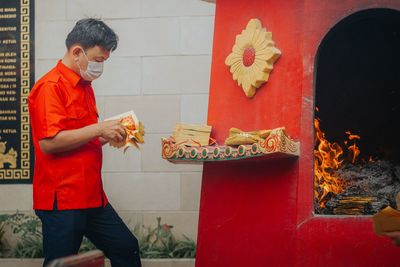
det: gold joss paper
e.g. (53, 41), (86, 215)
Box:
(224, 127), (271, 146)
(107, 111), (145, 152)
(173, 123), (212, 147)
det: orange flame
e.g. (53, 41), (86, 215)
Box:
(345, 131), (361, 164)
(345, 131), (360, 141)
(314, 111), (371, 209)
(314, 118), (345, 208)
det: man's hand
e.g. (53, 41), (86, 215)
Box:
(98, 119), (126, 143)
(382, 231), (400, 246)
(39, 120), (126, 154)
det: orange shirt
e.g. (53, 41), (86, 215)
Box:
(28, 60), (108, 210)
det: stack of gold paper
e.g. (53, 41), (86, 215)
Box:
(172, 123), (212, 147)
(224, 127), (271, 146)
(106, 110), (145, 152)
(332, 196), (376, 215)
(372, 206), (400, 235)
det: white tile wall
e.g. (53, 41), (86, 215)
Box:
(142, 55), (212, 95)
(102, 144), (142, 172)
(35, 20), (75, 59)
(106, 18), (181, 57)
(180, 173), (202, 211)
(66, 0), (141, 20)
(0, 185), (32, 212)
(103, 172), (181, 211)
(95, 95), (106, 119)
(35, 59), (58, 80)
(141, 0), (215, 17)
(93, 56), (142, 96)
(180, 94), (209, 124)
(180, 16), (214, 55)
(103, 95), (181, 133)
(178, 55), (212, 94)
(36, 0), (67, 21)
(142, 56), (181, 95)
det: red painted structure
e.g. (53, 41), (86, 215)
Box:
(196, 1), (400, 266)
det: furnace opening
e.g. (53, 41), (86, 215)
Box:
(314, 8), (400, 215)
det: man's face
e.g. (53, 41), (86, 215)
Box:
(77, 45), (110, 70)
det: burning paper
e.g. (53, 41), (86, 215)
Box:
(105, 110), (145, 152)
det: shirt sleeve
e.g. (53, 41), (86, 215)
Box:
(30, 82), (68, 140)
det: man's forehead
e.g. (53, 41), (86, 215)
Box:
(87, 45), (110, 58)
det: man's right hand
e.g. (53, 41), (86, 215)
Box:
(98, 119), (126, 143)
(39, 119), (126, 154)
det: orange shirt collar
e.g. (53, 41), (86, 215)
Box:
(56, 60), (82, 87)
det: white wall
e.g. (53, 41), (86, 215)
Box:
(0, 0), (215, 241)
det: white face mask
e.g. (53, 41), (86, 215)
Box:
(77, 49), (104, 81)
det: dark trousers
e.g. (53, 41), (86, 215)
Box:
(35, 203), (141, 267)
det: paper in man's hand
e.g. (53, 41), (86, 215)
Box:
(105, 110), (145, 152)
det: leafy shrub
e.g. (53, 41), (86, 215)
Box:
(133, 217), (196, 258)
(0, 221), (6, 257)
(79, 237), (96, 253)
(0, 214), (196, 259)
(6, 214), (43, 258)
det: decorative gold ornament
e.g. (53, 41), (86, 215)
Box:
(225, 18), (281, 98)
(0, 142), (18, 169)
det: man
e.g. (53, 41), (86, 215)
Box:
(28, 18), (141, 267)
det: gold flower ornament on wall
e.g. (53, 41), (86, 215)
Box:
(225, 18), (281, 98)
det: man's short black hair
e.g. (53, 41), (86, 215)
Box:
(66, 18), (118, 52)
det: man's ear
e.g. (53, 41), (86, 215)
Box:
(70, 45), (83, 58)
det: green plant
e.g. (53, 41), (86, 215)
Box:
(79, 237), (96, 252)
(1, 214), (98, 257)
(133, 217), (196, 258)
(0, 223), (6, 257)
(171, 235), (196, 258)
(0, 213), (196, 259)
(0, 214), (10, 257)
(6, 213), (43, 258)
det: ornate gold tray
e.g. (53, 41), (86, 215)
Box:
(161, 127), (300, 163)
